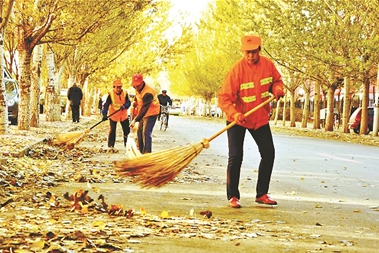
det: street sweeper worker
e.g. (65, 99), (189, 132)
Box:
(129, 74), (160, 154)
(218, 34), (285, 208)
(102, 79), (131, 148)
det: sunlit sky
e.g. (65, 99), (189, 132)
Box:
(169, 0), (212, 23)
(156, 1), (213, 94)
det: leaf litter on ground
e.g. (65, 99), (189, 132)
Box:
(2, 116), (377, 251)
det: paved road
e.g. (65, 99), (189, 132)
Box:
(160, 115), (379, 206)
(75, 115), (379, 252)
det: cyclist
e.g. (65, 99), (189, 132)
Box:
(157, 90), (172, 126)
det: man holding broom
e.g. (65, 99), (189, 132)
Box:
(218, 34), (285, 208)
(102, 79), (131, 148)
(129, 74), (160, 154)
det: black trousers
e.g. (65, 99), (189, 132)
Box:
(226, 123), (275, 200)
(108, 118), (130, 147)
(71, 104), (80, 122)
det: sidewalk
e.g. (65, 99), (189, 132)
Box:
(0, 115), (97, 159)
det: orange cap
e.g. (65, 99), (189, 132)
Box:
(241, 35), (261, 51)
(113, 79), (122, 87)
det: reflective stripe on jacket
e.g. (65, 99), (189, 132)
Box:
(218, 55), (284, 129)
(109, 90), (129, 122)
(135, 83), (160, 119)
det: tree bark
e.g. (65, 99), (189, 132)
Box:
(30, 44), (43, 127)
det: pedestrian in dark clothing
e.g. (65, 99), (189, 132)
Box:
(102, 79), (131, 148)
(98, 95), (103, 114)
(157, 90), (173, 125)
(67, 82), (83, 123)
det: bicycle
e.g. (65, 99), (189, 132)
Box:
(160, 105), (169, 131)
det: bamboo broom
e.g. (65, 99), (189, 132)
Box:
(53, 109), (121, 149)
(115, 96), (275, 188)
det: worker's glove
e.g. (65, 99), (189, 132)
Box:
(233, 112), (245, 125)
(120, 104), (126, 110)
(102, 115), (108, 121)
(274, 90), (285, 100)
(129, 120), (136, 128)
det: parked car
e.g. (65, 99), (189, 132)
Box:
(348, 107), (374, 134)
(169, 105), (182, 116)
(4, 69), (19, 125)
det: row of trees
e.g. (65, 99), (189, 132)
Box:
(168, 0), (379, 135)
(0, 0), (194, 133)
(1, 0), (379, 136)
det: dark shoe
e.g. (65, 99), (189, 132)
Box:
(228, 197), (241, 208)
(255, 194), (277, 205)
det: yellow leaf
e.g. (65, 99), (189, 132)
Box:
(92, 221), (105, 230)
(190, 208), (194, 216)
(160, 210), (169, 218)
(30, 240), (45, 251)
(140, 207), (146, 215)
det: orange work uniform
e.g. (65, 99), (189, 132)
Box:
(218, 55), (284, 130)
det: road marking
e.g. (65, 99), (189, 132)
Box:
(316, 153), (363, 164)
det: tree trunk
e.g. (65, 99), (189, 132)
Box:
(53, 63), (65, 121)
(0, 29), (8, 134)
(45, 46), (56, 122)
(30, 44), (43, 127)
(17, 49), (33, 130)
(313, 81), (321, 129)
(282, 95), (287, 126)
(301, 90), (310, 128)
(273, 100), (279, 125)
(324, 86), (335, 132)
(342, 77), (351, 133)
(290, 91), (295, 127)
(84, 79), (92, 117)
(373, 63), (379, 136)
(360, 77), (370, 134)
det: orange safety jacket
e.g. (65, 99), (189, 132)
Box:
(218, 55), (284, 130)
(135, 83), (160, 120)
(109, 90), (129, 122)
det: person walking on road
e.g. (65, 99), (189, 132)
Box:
(218, 34), (285, 208)
(102, 79), (131, 148)
(157, 89), (173, 126)
(98, 95), (103, 114)
(67, 82), (83, 123)
(129, 74), (160, 154)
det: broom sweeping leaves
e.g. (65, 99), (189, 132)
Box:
(115, 139), (209, 188)
(52, 109), (121, 149)
(53, 129), (90, 149)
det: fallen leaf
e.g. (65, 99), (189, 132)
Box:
(160, 210), (170, 218)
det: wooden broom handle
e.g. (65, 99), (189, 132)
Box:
(89, 108), (121, 130)
(207, 96), (275, 142)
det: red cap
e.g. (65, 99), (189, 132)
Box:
(131, 74), (143, 86)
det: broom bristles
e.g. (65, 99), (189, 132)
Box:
(115, 142), (205, 188)
(53, 129), (90, 147)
